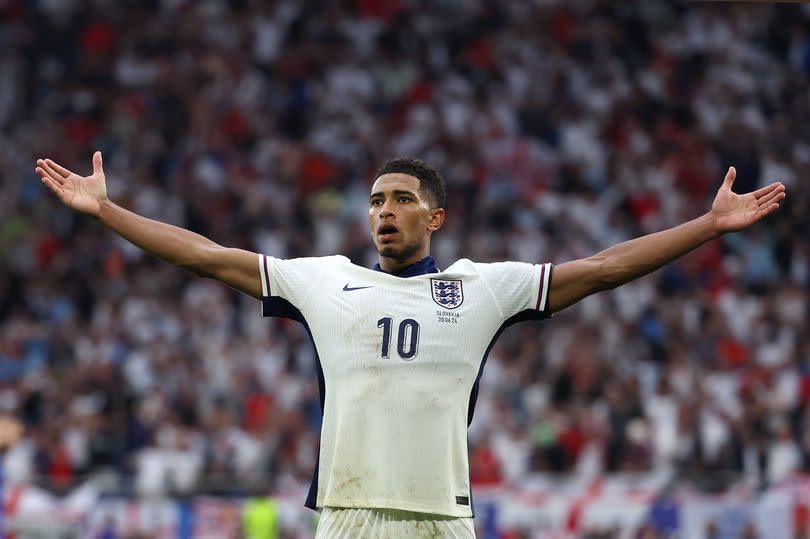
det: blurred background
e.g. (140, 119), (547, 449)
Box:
(1, 0), (810, 537)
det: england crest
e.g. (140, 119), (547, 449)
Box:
(431, 279), (464, 309)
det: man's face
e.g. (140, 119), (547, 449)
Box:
(368, 173), (442, 263)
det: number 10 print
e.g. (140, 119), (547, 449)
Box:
(377, 317), (420, 360)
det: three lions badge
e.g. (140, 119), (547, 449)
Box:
(431, 279), (464, 309)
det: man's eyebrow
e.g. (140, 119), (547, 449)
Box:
(369, 189), (418, 201)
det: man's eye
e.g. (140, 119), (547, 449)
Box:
(371, 200), (382, 206)
(399, 197), (410, 203)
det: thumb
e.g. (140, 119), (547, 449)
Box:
(92, 151), (104, 176)
(722, 166), (736, 189)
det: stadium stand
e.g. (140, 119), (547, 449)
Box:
(1, 0), (809, 537)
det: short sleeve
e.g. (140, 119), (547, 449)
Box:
(258, 255), (339, 309)
(474, 261), (554, 320)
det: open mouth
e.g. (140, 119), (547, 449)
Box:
(378, 223), (399, 241)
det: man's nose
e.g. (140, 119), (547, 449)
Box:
(379, 200), (396, 217)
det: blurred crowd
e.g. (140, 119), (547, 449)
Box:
(1, 0), (810, 535)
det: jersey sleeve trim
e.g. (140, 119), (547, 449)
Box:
(535, 263), (553, 314)
(258, 254), (272, 297)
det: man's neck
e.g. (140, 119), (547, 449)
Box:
(377, 255), (424, 274)
(373, 255), (439, 277)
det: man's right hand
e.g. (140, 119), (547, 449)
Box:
(36, 150), (264, 298)
(36, 151), (108, 217)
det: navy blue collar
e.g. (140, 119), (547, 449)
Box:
(373, 256), (439, 278)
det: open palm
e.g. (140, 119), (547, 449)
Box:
(711, 167), (786, 233)
(35, 151), (108, 217)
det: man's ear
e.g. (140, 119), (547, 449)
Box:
(427, 208), (445, 231)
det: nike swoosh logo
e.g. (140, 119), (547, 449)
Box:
(343, 284), (374, 292)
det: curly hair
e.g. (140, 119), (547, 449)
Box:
(374, 157), (447, 209)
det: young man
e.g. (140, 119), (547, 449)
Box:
(36, 153), (785, 538)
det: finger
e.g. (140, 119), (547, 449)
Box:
(36, 162), (65, 185)
(40, 176), (64, 197)
(757, 189), (786, 209)
(722, 166), (736, 189)
(92, 151), (103, 176)
(43, 158), (75, 178)
(755, 202), (781, 220)
(752, 182), (785, 200)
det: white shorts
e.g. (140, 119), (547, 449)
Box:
(315, 507), (476, 539)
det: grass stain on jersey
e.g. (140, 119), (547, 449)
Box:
(414, 520), (444, 538)
(335, 475), (363, 494)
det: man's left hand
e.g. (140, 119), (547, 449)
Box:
(711, 166), (786, 234)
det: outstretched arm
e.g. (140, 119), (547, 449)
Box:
(36, 152), (263, 299)
(547, 167), (786, 313)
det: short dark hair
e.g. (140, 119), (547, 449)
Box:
(374, 157), (447, 209)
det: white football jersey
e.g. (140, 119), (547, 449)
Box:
(258, 254), (552, 518)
